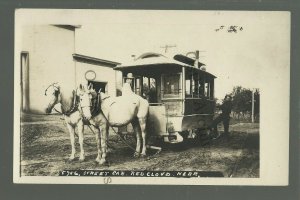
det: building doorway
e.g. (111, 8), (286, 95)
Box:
(88, 81), (107, 93)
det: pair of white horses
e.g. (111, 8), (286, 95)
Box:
(44, 82), (149, 165)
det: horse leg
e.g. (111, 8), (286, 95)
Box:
(77, 120), (85, 161)
(66, 123), (76, 161)
(139, 117), (147, 157)
(94, 126), (102, 164)
(132, 118), (142, 157)
(105, 125), (112, 153)
(99, 123), (108, 165)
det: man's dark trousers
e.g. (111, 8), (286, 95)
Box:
(211, 113), (230, 134)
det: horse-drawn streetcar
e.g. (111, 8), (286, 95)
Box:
(44, 51), (217, 163)
(114, 52), (216, 143)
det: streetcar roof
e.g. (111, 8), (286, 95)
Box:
(114, 53), (216, 78)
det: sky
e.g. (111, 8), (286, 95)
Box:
(16, 10), (290, 99)
(73, 10), (290, 99)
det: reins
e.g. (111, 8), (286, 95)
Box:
(54, 108), (102, 148)
(97, 109), (140, 153)
(46, 83), (159, 157)
(62, 90), (79, 116)
(45, 84), (95, 147)
(50, 88), (133, 152)
(80, 90), (139, 153)
(84, 92), (161, 156)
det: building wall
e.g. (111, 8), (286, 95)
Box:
(21, 25), (75, 113)
(75, 62), (117, 97)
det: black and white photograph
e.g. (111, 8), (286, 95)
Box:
(14, 9), (290, 185)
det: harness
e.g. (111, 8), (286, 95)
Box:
(90, 92), (102, 117)
(44, 83), (79, 116)
(62, 90), (79, 116)
(45, 84), (161, 156)
(83, 92), (141, 153)
(55, 90), (79, 116)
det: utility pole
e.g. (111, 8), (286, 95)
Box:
(194, 50), (199, 68)
(186, 50), (206, 68)
(160, 44), (177, 53)
(186, 50), (206, 58)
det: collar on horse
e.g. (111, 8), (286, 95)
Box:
(57, 90), (79, 116)
(86, 91), (112, 118)
(90, 92), (102, 117)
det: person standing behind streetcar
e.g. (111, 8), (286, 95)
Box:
(210, 94), (233, 139)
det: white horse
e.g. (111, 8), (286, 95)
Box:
(44, 83), (86, 162)
(77, 83), (149, 165)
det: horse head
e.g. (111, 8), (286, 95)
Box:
(44, 82), (60, 114)
(77, 83), (95, 120)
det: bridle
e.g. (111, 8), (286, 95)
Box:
(77, 89), (96, 119)
(44, 82), (60, 96)
(77, 89), (141, 154)
(78, 92), (92, 110)
(79, 89), (102, 119)
(44, 83), (60, 114)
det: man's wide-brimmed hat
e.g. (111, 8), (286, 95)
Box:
(127, 73), (134, 78)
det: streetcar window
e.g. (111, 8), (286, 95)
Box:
(142, 77), (150, 98)
(185, 80), (191, 96)
(193, 75), (199, 98)
(149, 78), (157, 102)
(204, 78), (214, 99)
(135, 77), (142, 96)
(185, 68), (206, 98)
(204, 81), (210, 97)
(162, 74), (181, 98)
(185, 68), (195, 98)
(210, 80), (214, 99)
(142, 76), (157, 103)
(197, 75), (205, 97)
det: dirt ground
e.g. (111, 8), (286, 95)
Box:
(20, 113), (259, 177)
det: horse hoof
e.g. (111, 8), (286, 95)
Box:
(133, 152), (140, 158)
(107, 148), (113, 153)
(79, 157), (85, 162)
(140, 153), (147, 158)
(68, 157), (75, 162)
(99, 159), (108, 166)
(212, 134), (221, 140)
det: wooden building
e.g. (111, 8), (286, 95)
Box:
(19, 25), (120, 114)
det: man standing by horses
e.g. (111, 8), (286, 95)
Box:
(210, 94), (233, 139)
(122, 73), (135, 96)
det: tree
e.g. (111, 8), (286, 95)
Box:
(254, 89), (260, 121)
(230, 86), (260, 120)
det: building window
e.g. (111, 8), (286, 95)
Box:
(87, 81), (107, 93)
